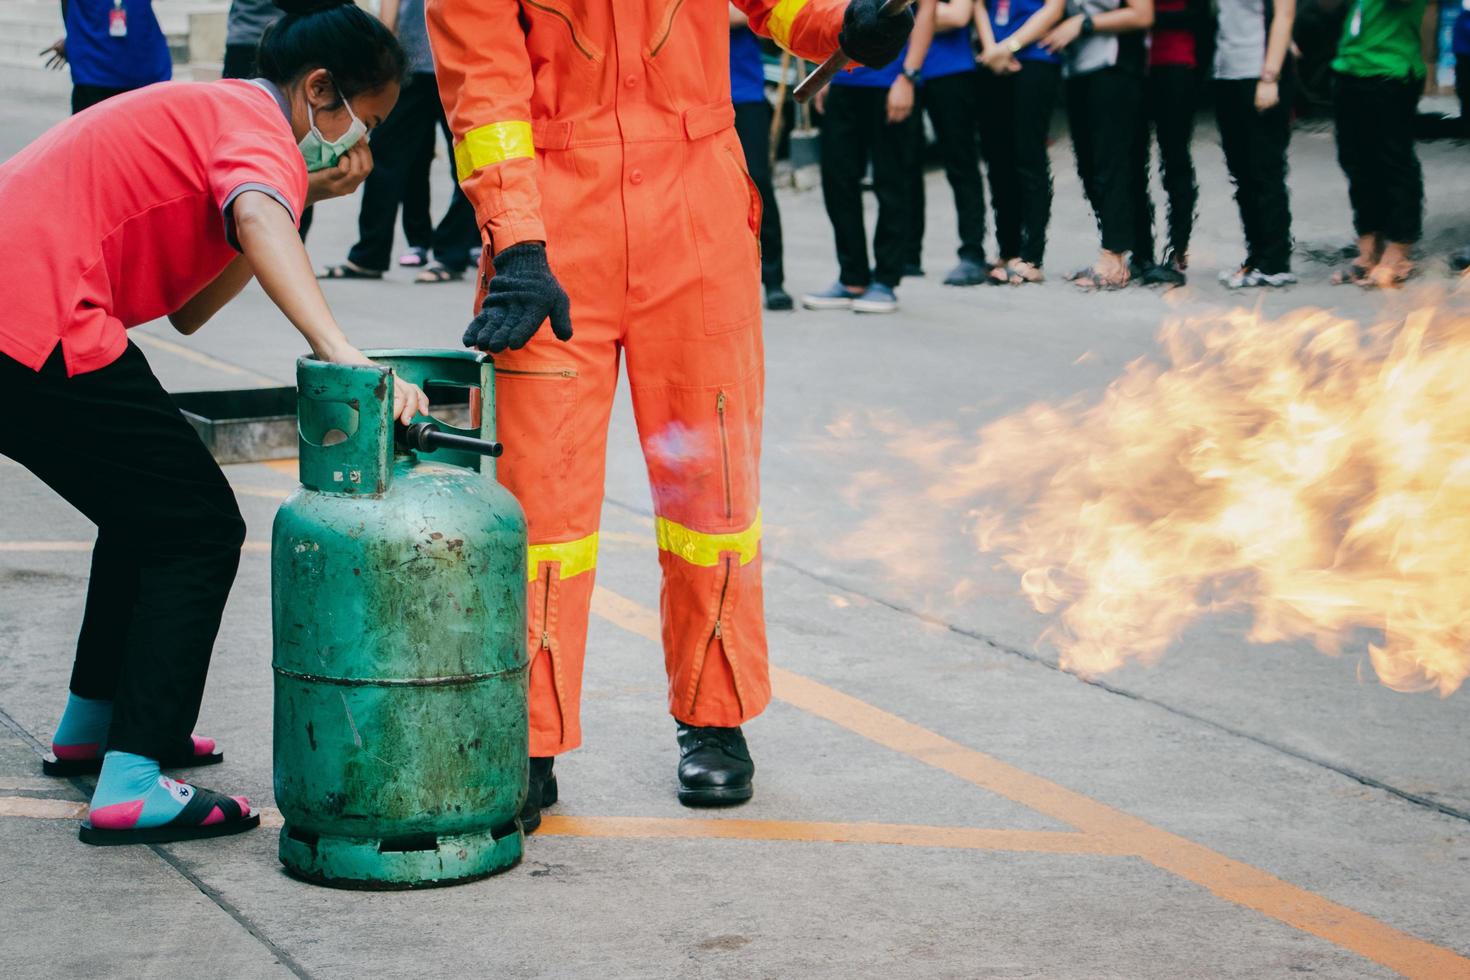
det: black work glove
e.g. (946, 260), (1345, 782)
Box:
(838, 0), (915, 69)
(462, 242), (573, 353)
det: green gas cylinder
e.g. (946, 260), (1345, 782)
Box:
(272, 349), (528, 889)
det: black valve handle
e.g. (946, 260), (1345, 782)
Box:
(396, 421), (503, 458)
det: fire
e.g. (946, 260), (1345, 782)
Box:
(837, 300), (1470, 696)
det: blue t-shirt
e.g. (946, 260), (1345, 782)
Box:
(1455, 7), (1470, 58)
(987, 0), (1062, 64)
(730, 27), (767, 104)
(924, 27), (977, 78)
(66, 0), (172, 89)
(831, 42), (909, 87)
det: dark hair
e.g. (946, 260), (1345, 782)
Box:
(259, 0), (406, 102)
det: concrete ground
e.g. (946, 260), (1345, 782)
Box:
(2, 92), (1469, 979)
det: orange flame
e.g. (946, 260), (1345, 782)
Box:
(836, 302), (1470, 696)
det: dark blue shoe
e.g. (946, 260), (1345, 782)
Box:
(852, 283), (898, 314)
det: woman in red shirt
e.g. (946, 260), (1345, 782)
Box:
(0, 0), (428, 846)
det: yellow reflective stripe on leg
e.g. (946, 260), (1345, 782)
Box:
(654, 512), (762, 568)
(766, 0), (814, 51)
(528, 532), (599, 581)
(454, 121), (535, 182)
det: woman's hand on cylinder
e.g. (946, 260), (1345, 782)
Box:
(329, 346), (431, 425)
(305, 143), (374, 206)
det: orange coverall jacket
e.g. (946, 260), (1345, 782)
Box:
(428, 0), (847, 757)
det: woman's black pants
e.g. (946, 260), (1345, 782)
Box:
(1215, 77), (1295, 274)
(0, 344), (245, 762)
(1332, 71), (1423, 245)
(1131, 64), (1198, 264)
(1066, 66), (1144, 256)
(978, 60), (1062, 266)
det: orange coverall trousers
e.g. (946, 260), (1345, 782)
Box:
(429, 0), (845, 756)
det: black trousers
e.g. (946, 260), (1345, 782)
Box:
(1215, 77), (1294, 273)
(1067, 67), (1144, 255)
(71, 83), (135, 114)
(1131, 64), (1198, 263)
(820, 84), (921, 288)
(222, 42), (314, 239)
(733, 100), (787, 287)
(978, 60), (1062, 265)
(0, 345), (245, 762)
(913, 72), (989, 266)
(1333, 71), (1423, 245)
(347, 73), (480, 273)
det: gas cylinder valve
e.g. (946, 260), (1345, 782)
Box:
(396, 421), (503, 458)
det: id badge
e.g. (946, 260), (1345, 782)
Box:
(109, 1), (127, 38)
(995, 0), (1011, 26)
(1349, 2), (1361, 37)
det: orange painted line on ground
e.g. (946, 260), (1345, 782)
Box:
(262, 459), (298, 476)
(591, 585), (1470, 980)
(537, 815), (1119, 854)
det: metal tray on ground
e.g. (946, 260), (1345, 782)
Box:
(173, 385), (477, 464)
(173, 387), (299, 464)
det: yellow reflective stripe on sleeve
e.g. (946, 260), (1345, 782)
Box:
(766, 0), (814, 51)
(654, 512), (762, 568)
(527, 533), (599, 581)
(454, 121), (535, 182)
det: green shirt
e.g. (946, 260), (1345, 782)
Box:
(1332, 0), (1429, 80)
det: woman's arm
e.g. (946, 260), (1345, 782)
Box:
(1255, 0), (1295, 108)
(1006, 0), (1068, 51)
(169, 256), (253, 336)
(1043, 0), (1152, 53)
(937, 0), (974, 30)
(888, 0), (938, 122)
(231, 190), (429, 422)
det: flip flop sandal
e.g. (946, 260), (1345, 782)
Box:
(398, 247), (429, 268)
(43, 738), (223, 777)
(987, 263), (1014, 286)
(316, 263), (383, 280)
(1330, 263), (1370, 286)
(414, 264), (466, 284)
(1010, 261), (1045, 284)
(79, 787), (259, 846)
(1068, 268), (1129, 292)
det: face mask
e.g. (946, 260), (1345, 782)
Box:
(299, 87), (367, 173)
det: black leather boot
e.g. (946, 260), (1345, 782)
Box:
(676, 724), (754, 807)
(520, 756), (557, 835)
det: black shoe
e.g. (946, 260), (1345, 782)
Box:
(764, 285), (794, 311)
(1452, 247), (1470, 273)
(676, 724), (754, 807)
(520, 756), (557, 835)
(942, 259), (989, 286)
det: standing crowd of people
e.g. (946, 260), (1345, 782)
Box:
(725, 0), (1464, 312)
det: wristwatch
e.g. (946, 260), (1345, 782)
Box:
(1080, 13), (1096, 36)
(1006, 38), (1022, 54)
(901, 67), (921, 84)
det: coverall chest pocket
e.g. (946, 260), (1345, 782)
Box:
(685, 131), (763, 335)
(523, 0), (604, 60)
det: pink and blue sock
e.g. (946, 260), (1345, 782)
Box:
(51, 693), (112, 761)
(88, 751), (247, 830)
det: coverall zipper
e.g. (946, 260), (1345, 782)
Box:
(710, 555), (732, 646)
(649, 0), (688, 58)
(497, 367), (577, 380)
(716, 391), (732, 520)
(538, 565), (554, 651)
(524, 0), (598, 60)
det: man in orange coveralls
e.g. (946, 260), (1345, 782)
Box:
(426, 0), (912, 827)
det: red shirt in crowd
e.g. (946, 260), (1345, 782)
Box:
(0, 80), (306, 376)
(1150, 0), (1198, 68)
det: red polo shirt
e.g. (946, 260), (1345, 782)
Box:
(0, 80), (306, 376)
